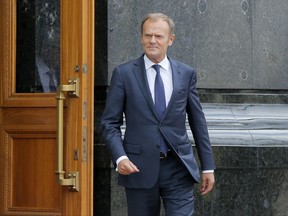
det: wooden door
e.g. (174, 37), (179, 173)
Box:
(0, 0), (94, 215)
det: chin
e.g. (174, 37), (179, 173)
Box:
(146, 54), (158, 61)
(146, 51), (159, 57)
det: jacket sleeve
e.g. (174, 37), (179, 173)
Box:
(101, 66), (126, 163)
(186, 69), (216, 171)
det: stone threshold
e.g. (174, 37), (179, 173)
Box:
(198, 103), (288, 147)
(121, 103), (288, 147)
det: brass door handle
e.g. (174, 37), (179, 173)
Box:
(55, 78), (80, 191)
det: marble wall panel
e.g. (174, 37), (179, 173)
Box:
(108, 0), (288, 90)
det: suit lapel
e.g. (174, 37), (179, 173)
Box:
(166, 58), (181, 113)
(133, 56), (158, 117)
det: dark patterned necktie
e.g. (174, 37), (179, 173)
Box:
(153, 64), (166, 119)
(152, 64), (168, 154)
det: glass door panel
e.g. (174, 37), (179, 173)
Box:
(16, 0), (60, 93)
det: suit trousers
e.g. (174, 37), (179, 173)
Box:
(125, 154), (195, 216)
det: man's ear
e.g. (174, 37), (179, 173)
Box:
(168, 34), (175, 46)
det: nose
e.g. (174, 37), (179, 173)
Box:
(149, 35), (156, 43)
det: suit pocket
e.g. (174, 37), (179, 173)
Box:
(123, 143), (141, 154)
(178, 88), (187, 94)
(173, 88), (188, 105)
(177, 88), (187, 97)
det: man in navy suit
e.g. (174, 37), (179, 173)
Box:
(102, 13), (215, 216)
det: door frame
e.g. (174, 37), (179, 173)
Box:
(0, 0), (94, 215)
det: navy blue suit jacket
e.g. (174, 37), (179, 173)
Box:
(101, 55), (215, 189)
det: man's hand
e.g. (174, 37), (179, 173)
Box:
(200, 172), (215, 195)
(118, 159), (139, 175)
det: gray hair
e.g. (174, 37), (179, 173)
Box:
(141, 13), (175, 35)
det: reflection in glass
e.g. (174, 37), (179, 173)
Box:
(16, 0), (60, 93)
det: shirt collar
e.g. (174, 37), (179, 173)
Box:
(143, 55), (170, 71)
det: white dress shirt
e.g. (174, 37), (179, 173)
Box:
(144, 55), (173, 106)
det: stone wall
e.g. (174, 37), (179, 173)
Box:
(108, 0), (288, 90)
(94, 0), (288, 215)
(94, 104), (288, 216)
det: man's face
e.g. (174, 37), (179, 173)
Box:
(141, 18), (175, 63)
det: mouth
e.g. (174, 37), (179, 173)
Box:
(147, 46), (158, 50)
